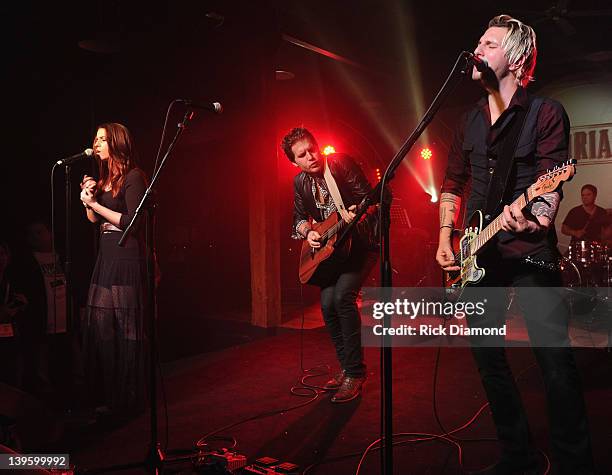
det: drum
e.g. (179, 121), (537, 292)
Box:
(560, 258), (582, 287)
(560, 258), (599, 315)
(568, 240), (602, 265)
(600, 245), (612, 287)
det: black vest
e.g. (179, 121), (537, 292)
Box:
(462, 97), (559, 259)
(463, 97), (543, 218)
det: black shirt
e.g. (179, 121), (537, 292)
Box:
(562, 205), (607, 242)
(97, 169), (147, 230)
(441, 87), (570, 259)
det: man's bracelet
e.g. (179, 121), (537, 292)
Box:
(440, 224), (453, 230)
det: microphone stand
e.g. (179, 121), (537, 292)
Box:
(335, 51), (474, 475)
(64, 165), (74, 340)
(81, 107), (196, 474)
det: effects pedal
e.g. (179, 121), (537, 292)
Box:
(243, 456), (299, 474)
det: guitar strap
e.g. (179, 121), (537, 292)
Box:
(323, 158), (347, 212)
(483, 96), (543, 222)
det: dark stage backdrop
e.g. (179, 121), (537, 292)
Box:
(11, 1), (591, 359)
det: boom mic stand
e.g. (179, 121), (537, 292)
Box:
(81, 106), (199, 474)
(64, 165), (75, 343)
(335, 51), (476, 475)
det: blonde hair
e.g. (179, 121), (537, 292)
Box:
(489, 14), (537, 87)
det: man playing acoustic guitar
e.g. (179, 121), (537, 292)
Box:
(282, 127), (378, 403)
(436, 15), (594, 475)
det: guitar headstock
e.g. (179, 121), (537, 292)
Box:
(530, 159), (576, 198)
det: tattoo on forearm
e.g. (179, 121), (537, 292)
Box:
(531, 192), (560, 222)
(439, 193), (461, 227)
(440, 193), (460, 206)
(440, 208), (446, 224)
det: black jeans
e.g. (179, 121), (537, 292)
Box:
(319, 248), (377, 378)
(467, 254), (594, 474)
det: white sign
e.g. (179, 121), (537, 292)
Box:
(569, 123), (612, 164)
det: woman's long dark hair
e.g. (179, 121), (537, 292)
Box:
(94, 123), (142, 197)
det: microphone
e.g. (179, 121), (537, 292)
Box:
(180, 99), (223, 114)
(463, 52), (489, 72)
(56, 148), (94, 166)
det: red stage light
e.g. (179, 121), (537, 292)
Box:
(420, 147), (433, 160)
(375, 168), (381, 181)
(322, 145), (336, 156)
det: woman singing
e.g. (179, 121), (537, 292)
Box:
(80, 123), (147, 419)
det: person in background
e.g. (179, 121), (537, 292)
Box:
(0, 240), (27, 387)
(11, 219), (69, 403)
(601, 211), (612, 246)
(561, 184), (607, 243)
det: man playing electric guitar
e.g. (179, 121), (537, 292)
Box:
(282, 127), (377, 403)
(436, 15), (594, 475)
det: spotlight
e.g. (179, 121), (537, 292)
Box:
(375, 168), (382, 182)
(322, 145), (336, 155)
(425, 187), (438, 203)
(420, 147), (432, 160)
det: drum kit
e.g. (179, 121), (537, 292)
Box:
(561, 240), (612, 287)
(560, 240), (612, 318)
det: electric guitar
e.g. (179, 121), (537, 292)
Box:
(446, 159), (576, 288)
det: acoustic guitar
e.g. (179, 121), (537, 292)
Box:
(299, 196), (375, 285)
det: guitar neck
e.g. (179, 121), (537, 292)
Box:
(470, 186), (534, 255)
(322, 198), (370, 241)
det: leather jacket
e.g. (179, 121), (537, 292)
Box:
(292, 153), (378, 248)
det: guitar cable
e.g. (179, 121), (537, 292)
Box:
(295, 282), (340, 393)
(303, 273), (551, 474)
(431, 276), (497, 444)
(189, 282), (326, 454)
(427, 274), (550, 472)
(341, 346), (549, 475)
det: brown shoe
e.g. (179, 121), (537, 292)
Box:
(331, 375), (365, 403)
(323, 370), (346, 390)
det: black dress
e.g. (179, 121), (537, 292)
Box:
(82, 168), (147, 414)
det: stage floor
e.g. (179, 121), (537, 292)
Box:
(63, 325), (612, 474)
